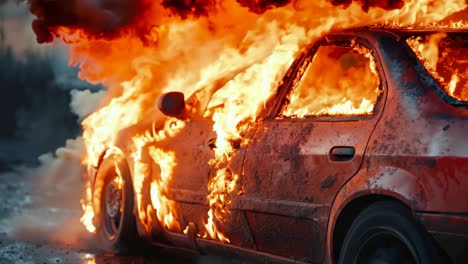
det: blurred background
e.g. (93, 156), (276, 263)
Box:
(0, 0), (100, 170)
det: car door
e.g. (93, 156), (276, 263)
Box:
(150, 113), (217, 229)
(154, 94), (257, 248)
(240, 39), (386, 263)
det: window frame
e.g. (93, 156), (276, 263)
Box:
(267, 35), (387, 122)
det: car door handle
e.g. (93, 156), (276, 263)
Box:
(329, 146), (355, 161)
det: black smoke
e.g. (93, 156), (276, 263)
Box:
(29, 0), (142, 43)
(27, 0), (407, 44)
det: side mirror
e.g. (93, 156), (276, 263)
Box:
(157, 92), (186, 118)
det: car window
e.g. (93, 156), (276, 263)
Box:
(406, 33), (468, 102)
(278, 44), (382, 118)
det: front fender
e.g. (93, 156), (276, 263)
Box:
(89, 150), (108, 191)
(91, 147), (155, 239)
(326, 165), (429, 263)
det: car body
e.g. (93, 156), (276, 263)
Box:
(90, 28), (468, 263)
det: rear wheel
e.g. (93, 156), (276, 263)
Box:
(338, 201), (440, 264)
(94, 158), (138, 253)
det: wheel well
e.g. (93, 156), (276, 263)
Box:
(332, 195), (410, 260)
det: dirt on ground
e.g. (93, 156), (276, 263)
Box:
(0, 167), (247, 264)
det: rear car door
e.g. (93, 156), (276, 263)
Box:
(240, 38), (386, 262)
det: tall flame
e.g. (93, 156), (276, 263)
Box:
(80, 181), (96, 233)
(149, 147), (179, 230)
(282, 44), (381, 117)
(131, 119), (186, 231)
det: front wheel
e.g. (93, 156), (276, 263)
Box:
(338, 201), (441, 264)
(94, 157), (138, 253)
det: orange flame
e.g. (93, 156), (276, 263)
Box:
(148, 147), (180, 230)
(282, 44), (381, 117)
(129, 119), (186, 231)
(407, 32), (468, 101)
(66, 0), (468, 243)
(80, 181), (96, 233)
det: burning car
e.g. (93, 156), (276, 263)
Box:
(87, 27), (468, 263)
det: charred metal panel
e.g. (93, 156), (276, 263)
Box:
(326, 165), (433, 263)
(417, 212), (468, 263)
(220, 210), (257, 250)
(155, 119), (216, 191)
(362, 155), (468, 212)
(231, 196), (328, 220)
(167, 188), (207, 204)
(418, 212), (468, 235)
(155, 118), (256, 248)
(163, 190), (257, 249)
(364, 34), (468, 213)
(238, 33), (389, 261)
(165, 202), (256, 250)
(243, 120), (374, 202)
(327, 32), (468, 262)
(245, 211), (325, 263)
(242, 114), (380, 261)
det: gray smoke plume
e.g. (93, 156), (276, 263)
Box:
(0, 0), (104, 248)
(0, 0), (103, 165)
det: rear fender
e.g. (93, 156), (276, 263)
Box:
(326, 165), (428, 263)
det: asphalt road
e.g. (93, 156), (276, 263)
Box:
(0, 167), (249, 264)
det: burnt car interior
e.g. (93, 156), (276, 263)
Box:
(280, 43), (382, 118)
(404, 32), (468, 105)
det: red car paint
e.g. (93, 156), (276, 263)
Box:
(93, 28), (468, 263)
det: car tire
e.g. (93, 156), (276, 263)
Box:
(338, 200), (440, 264)
(94, 157), (139, 253)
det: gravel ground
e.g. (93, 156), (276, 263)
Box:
(0, 167), (248, 264)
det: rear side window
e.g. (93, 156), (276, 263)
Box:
(279, 44), (382, 118)
(406, 33), (468, 102)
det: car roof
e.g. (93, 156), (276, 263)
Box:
(328, 26), (468, 40)
(318, 26), (468, 107)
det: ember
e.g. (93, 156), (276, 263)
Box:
(27, 0), (467, 247)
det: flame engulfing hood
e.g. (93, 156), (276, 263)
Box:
(29, 0), (410, 43)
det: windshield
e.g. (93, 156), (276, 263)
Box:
(405, 33), (468, 102)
